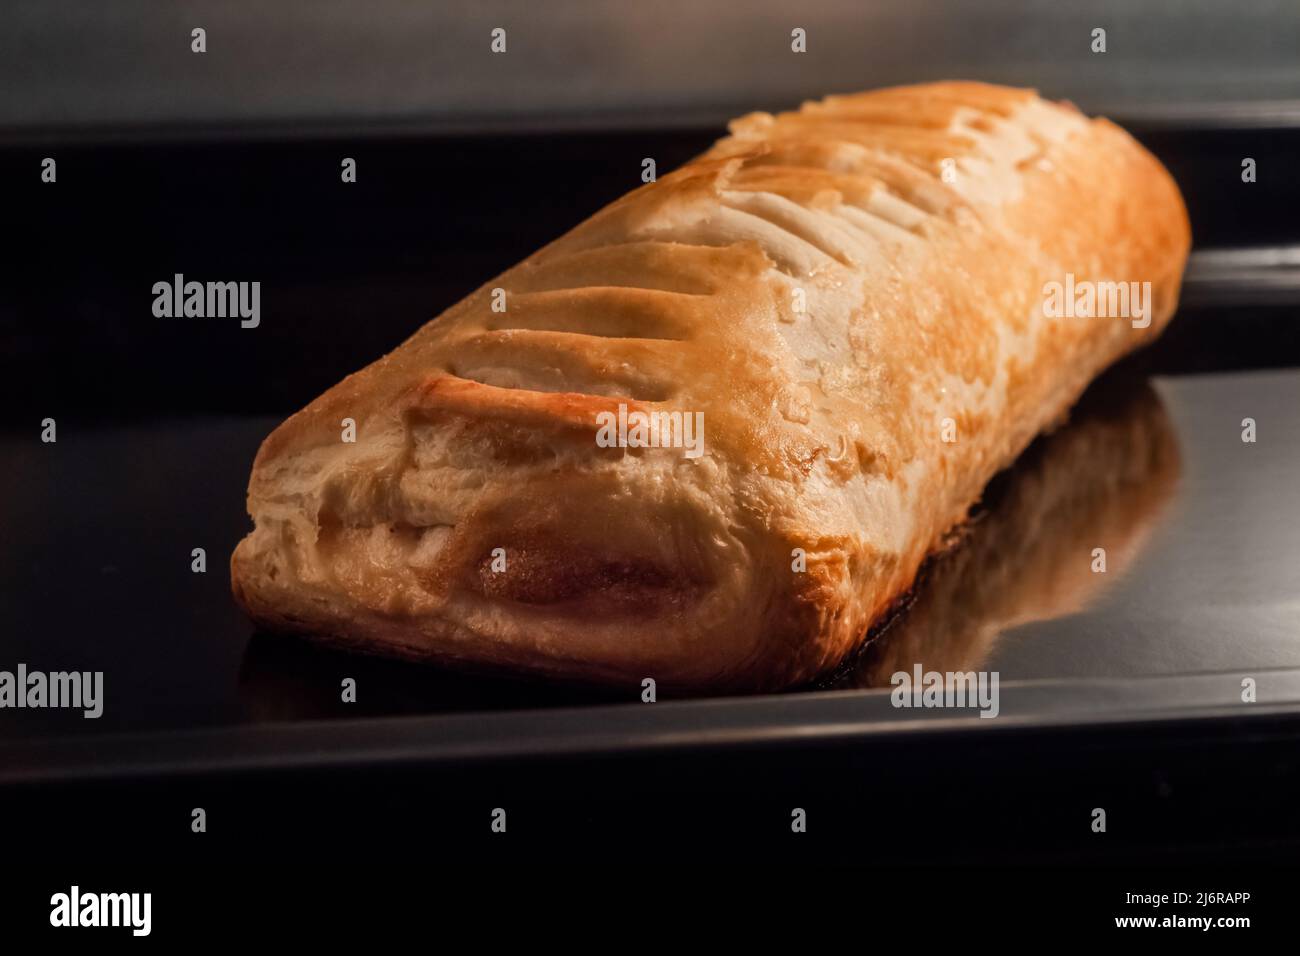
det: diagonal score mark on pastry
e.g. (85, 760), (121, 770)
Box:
(230, 81), (1191, 691)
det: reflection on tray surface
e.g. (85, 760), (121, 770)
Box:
(239, 372), (1180, 716)
(828, 373), (1181, 690)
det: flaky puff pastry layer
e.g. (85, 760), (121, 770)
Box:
(231, 82), (1190, 691)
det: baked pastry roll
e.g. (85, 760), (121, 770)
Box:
(231, 81), (1190, 691)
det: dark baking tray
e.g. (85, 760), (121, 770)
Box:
(2, 119), (1299, 860)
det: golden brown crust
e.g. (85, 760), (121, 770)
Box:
(231, 81), (1191, 691)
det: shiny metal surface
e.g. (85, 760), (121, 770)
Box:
(1184, 247), (1300, 306)
(5, 0), (1300, 137)
(834, 368), (1300, 686)
(989, 368), (1300, 680)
